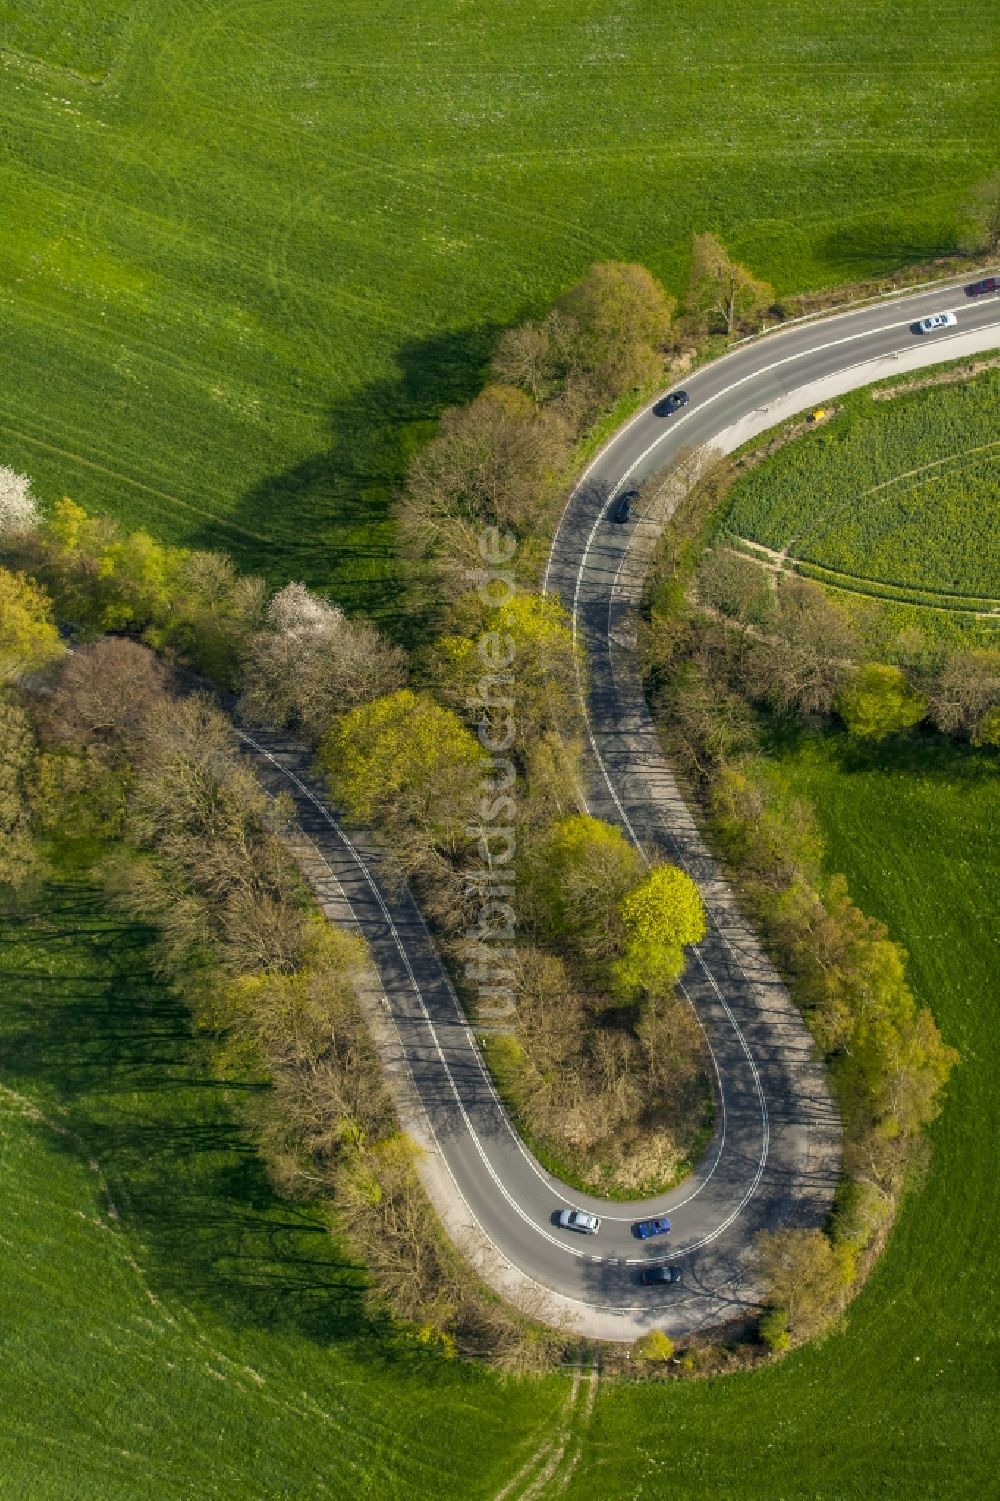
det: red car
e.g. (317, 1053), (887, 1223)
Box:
(965, 277), (999, 296)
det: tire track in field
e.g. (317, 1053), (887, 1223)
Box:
(494, 1355), (598, 1501)
(0, 419), (272, 544)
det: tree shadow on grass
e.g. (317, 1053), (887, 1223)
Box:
(0, 880), (416, 1356)
(227, 323), (501, 643)
(818, 225), (958, 278)
(760, 719), (999, 790)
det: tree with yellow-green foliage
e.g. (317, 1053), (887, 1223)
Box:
(555, 260), (676, 404)
(835, 663), (927, 740)
(755, 1228), (856, 1341)
(10, 499), (265, 683)
(0, 566), (63, 681)
(525, 814), (643, 959)
(428, 590), (582, 745)
(320, 689), (481, 858)
(613, 863), (706, 1000)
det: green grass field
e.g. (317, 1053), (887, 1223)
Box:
(0, 877), (567, 1498)
(1, 1), (998, 622)
(724, 369), (1000, 634)
(563, 730), (1000, 1499)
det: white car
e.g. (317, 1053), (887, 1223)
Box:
(558, 1208), (601, 1235)
(916, 311), (957, 334)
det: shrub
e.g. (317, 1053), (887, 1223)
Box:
(759, 1307), (790, 1353)
(634, 1329), (675, 1362)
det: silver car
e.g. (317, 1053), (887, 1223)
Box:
(917, 311), (957, 333)
(558, 1208), (601, 1235)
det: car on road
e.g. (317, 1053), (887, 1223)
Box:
(634, 1215), (671, 1239)
(558, 1208), (601, 1235)
(654, 389), (689, 417)
(915, 311), (957, 334)
(966, 277), (999, 296)
(640, 1265), (683, 1285)
(609, 489), (638, 524)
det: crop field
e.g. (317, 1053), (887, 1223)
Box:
(0, 875), (567, 1499)
(724, 369), (1000, 630)
(563, 731), (1000, 1500)
(1, 2), (998, 622)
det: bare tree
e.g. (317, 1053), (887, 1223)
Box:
(491, 320), (561, 404)
(958, 171), (1000, 256)
(38, 637), (169, 762)
(397, 385), (570, 591)
(926, 648), (1000, 737)
(685, 233), (773, 336)
(749, 576), (856, 716)
(0, 691), (41, 889)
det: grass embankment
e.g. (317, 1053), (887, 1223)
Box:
(482, 1032), (713, 1201)
(0, 874), (566, 1499)
(1, 2), (997, 621)
(724, 369), (1000, 643)
(562, 730), (999, 1499)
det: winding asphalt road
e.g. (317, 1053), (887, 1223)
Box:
(240, 277), (1000, 1340)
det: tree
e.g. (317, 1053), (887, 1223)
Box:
(0, 468), (39, 541)
(240, 582), (406, 741)
(397, 384), (570, 591)
(556, 261), (675, 402)
(613, 863), (707, 999)
(30, 748), (126, 843)
(836, 663), (927, 740)
(0, 566), (64, 681)
(428, 590), (583, 746)
(755, 1228), (854, 1337)
(973, 704), (1000, 747)
(633, 1329), (674, 1362)
(151, 548), (267, 686)
(927, 648), (1000, 738)
(749, 575), (856, 718)
(320, 689), (481, 856)
(525, 814), (643, 958)
(958, 172), (1000, 256)
(491, 318), (564, 405)
(685, 233), (773, 336)
(698, 548), (774, 628)
(38, 637), (168, 762)
(759, 1307), (790, 1352)
(0, 691), (40, 889)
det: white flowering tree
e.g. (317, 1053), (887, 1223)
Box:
(0, 467), (40, 541)
(240, 582), (406, 741)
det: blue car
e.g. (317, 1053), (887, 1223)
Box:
(634, 1216), (671, 1239)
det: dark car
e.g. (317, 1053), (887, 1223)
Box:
(966, 277), (999, 296)
(640, 1265), (682, 1286)
(654, 389), (689, 417)
(609, 489), (638, 524)
(634, 1216), (671, 1239)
